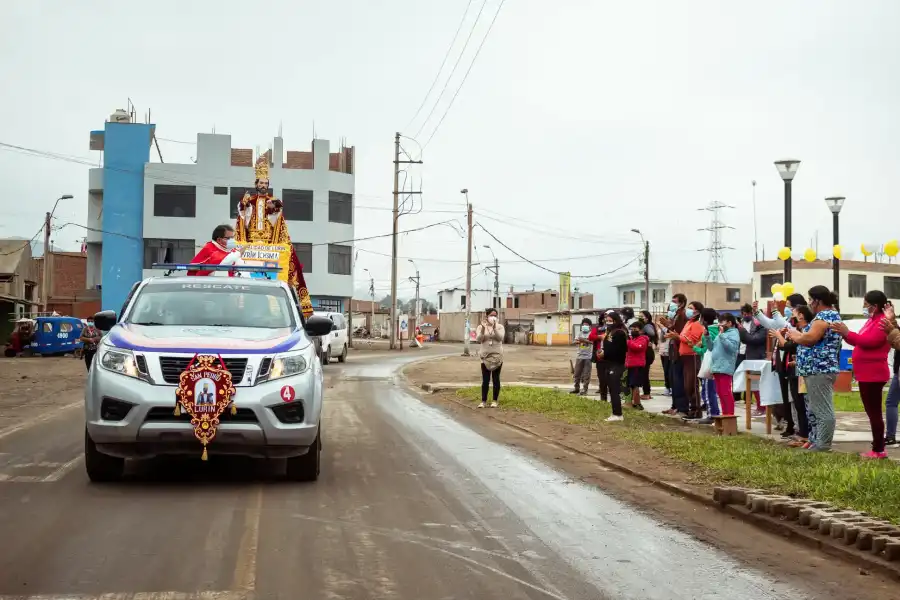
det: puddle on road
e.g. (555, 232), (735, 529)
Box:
(378, 387), (803, 600)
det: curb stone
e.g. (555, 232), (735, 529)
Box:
(406, 375), (900, 581)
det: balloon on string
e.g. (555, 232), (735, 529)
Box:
(782, 282), (795, 296)
(770, 283), (783, 296)
(884, 239), (899, 257)
(777, 247), (791, 261)
(833, 245), (843, 260)
(803, 248), (817, 262)
(861, 242), (879, 257)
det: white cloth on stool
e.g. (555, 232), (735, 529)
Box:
(732, 360), (782, 407)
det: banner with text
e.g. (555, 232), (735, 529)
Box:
(558, 272), (571, 311)
(237, 242), (292, 281)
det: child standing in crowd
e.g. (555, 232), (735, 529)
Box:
(589, 316), (609, 401)
(710, 313), (741, 416)
(639, 310), (658, 400)
(692, 308), (720, 424)
(738, 304), (767, 416)
(625, 321), (649, 410)
(571, 318), (594, 396)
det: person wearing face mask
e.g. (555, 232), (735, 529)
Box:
(599, 312), (628, 421)
(639, 311), (658, 400)
(787, 286), (842, 452)
(660, 294), (688, 415)
(625, 321), (649, 410)
(475, 308), (505, 408)
(709, 313), (741, 416)
(589, 312), (611, 401)
(879, 302), (900, 447)
(691, 308), (720, 424)
(737, 303), (766, 416)
(831, 290), (890, 459)
(770, 306), (813, 446)
(187, 225), (244, 276)
(79, 318), (102, 371)
(665, 301), (705, 419)
(570, 318), (595, 395)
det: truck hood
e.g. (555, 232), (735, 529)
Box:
(105, 324), (307, 355)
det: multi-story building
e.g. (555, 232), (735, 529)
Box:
(614, 279), (752, 314)
(85, 111), (355, 314)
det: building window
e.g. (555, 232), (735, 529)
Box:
(283, 189), (314, 221)
(292, 243), (313, 273)
(154, 185), (196, 218)
(315, 298), (342, 313)
(640, 290), (646, 306)
(726, 288), (741, 302)
(623, 291), (635, 305)
(460, 295), (466, 309)
(143, 238), (195, 268)
(439, 295), (443, 310)
(652, 289), (666, 303)
(848, 274), (867, 298)
(329, 191), (353, 224)
(760, 273), (783, 296)
(214, 186), (227, 195)
(327, 244), (352, 275)
(885, 276), (900, 299)
(514, 297), (520, 308)
(230, 187), (272, 219)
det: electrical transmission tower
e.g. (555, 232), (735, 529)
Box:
(698, 201), (734, 282)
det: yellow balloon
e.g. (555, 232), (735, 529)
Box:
(885, 239), (899, 257)
(861, 243), (874, 257)
(770, 283), (783, 296)
(803, 248), (817, 262)
(782, 282), (795, 296)
(777, 247), (791, 261)
(833, 245), (842, 260)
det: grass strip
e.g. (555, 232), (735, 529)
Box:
(455, 386), (900, 523)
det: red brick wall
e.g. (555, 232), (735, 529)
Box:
(231, 148), (253, 167)
(284, 151), (314, 169)
(50, 253), (86, 297)
(49, 299), (101, 319)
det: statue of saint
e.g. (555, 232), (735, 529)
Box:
(234, 155), (314, 318)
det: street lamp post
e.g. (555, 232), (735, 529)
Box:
(482, 244), (499, 310)
(774, 159), (800, 282)
(363, 268), (375, 336)
(631, 228), (649, 311)
(408, 259), (420, 336)
(43, 194), (74, 312)
(825, 196), (845, 296)
(461, 188), (472, 356)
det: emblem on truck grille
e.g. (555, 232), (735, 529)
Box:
(174, 354), (238, 461)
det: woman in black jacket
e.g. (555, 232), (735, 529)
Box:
(600, 311), (628, 422)
(770, 306), (812, 443)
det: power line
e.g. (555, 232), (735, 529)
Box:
(421, 0), (507, 149)
(474, 209), (642, 246)
(0, 224), (44, 255)
(413, 0), (490, 140)
(355, 246), (636, 263)
(403, 0), (476, 133)
(474, 222), (641, 279)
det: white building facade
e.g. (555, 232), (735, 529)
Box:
(86, 131), (355, 313)
(753, 259), (900, 316)
(437, 287), (493, 314)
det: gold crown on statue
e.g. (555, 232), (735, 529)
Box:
(254, 155), (270, 181)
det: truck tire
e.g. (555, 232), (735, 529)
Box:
(338, 344), (347, 363)
(84, 429), (124, 483)
(286, 428), (320, 482)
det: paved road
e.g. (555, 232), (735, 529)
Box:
(0, 350), (833, 599)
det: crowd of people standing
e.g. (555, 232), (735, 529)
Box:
(569, 286), (899, 458)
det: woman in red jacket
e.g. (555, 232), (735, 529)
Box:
(831, 290), (891, 458)
(625, 321), (649, 410)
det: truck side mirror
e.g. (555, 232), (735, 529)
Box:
(93, 310), (117, 332)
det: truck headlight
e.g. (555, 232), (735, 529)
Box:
(268, 352), (308, 381)
(99, 348), (139, 378)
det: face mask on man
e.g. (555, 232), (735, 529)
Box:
(783, 306), (793, 319)
(581, 325), (590, 333)
(86, 321), (94, 328)
(225, 238), (237, 251)
(742, 315), (752, 322)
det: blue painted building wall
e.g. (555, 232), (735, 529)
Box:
(101, 122), (153, 312)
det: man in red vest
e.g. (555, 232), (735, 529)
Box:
(188, 224), (243, 276)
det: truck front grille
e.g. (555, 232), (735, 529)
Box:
(158, 356), (248, 384)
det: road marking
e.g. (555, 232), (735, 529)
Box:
(231, 486), (263, 592)
(0, 401), (81, 441)
(0, 592), (254, 600)
(0, 455), (83, 483)
(41, 455), (83, 482)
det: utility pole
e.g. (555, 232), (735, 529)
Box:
(462, 190), (473, 356)
(390, 132), (422, 350)
(484, 257), (499, 309)
(42, 211), (51, 313)
(369, 279), (375, 337)
(409, 270), (420, 333)
(643, 239), (650, 312)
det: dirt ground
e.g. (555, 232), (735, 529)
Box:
(405, 344), (665, 386)
(407, 386), (899, 597)
(0, 356), (87, 435)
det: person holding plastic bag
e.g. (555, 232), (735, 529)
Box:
(693, 308), (720, 424)
(709, 313), (741, 416)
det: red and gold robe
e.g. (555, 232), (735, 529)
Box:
(187, 241), (236, 277)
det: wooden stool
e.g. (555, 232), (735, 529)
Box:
(714, 415), (738, 436)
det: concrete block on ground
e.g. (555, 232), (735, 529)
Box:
(885, 542), (900, 561)
(857, 530), (876, 551)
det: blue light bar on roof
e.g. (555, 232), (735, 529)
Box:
(151, 263), (283, 273)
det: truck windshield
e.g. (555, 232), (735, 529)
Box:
(126, 282), (296, 329)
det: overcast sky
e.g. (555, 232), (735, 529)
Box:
(3, 0), (899, 305)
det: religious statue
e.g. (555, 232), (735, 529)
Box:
(234, 155), (314, 318)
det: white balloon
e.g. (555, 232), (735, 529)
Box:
(773, 291), (785, 301)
